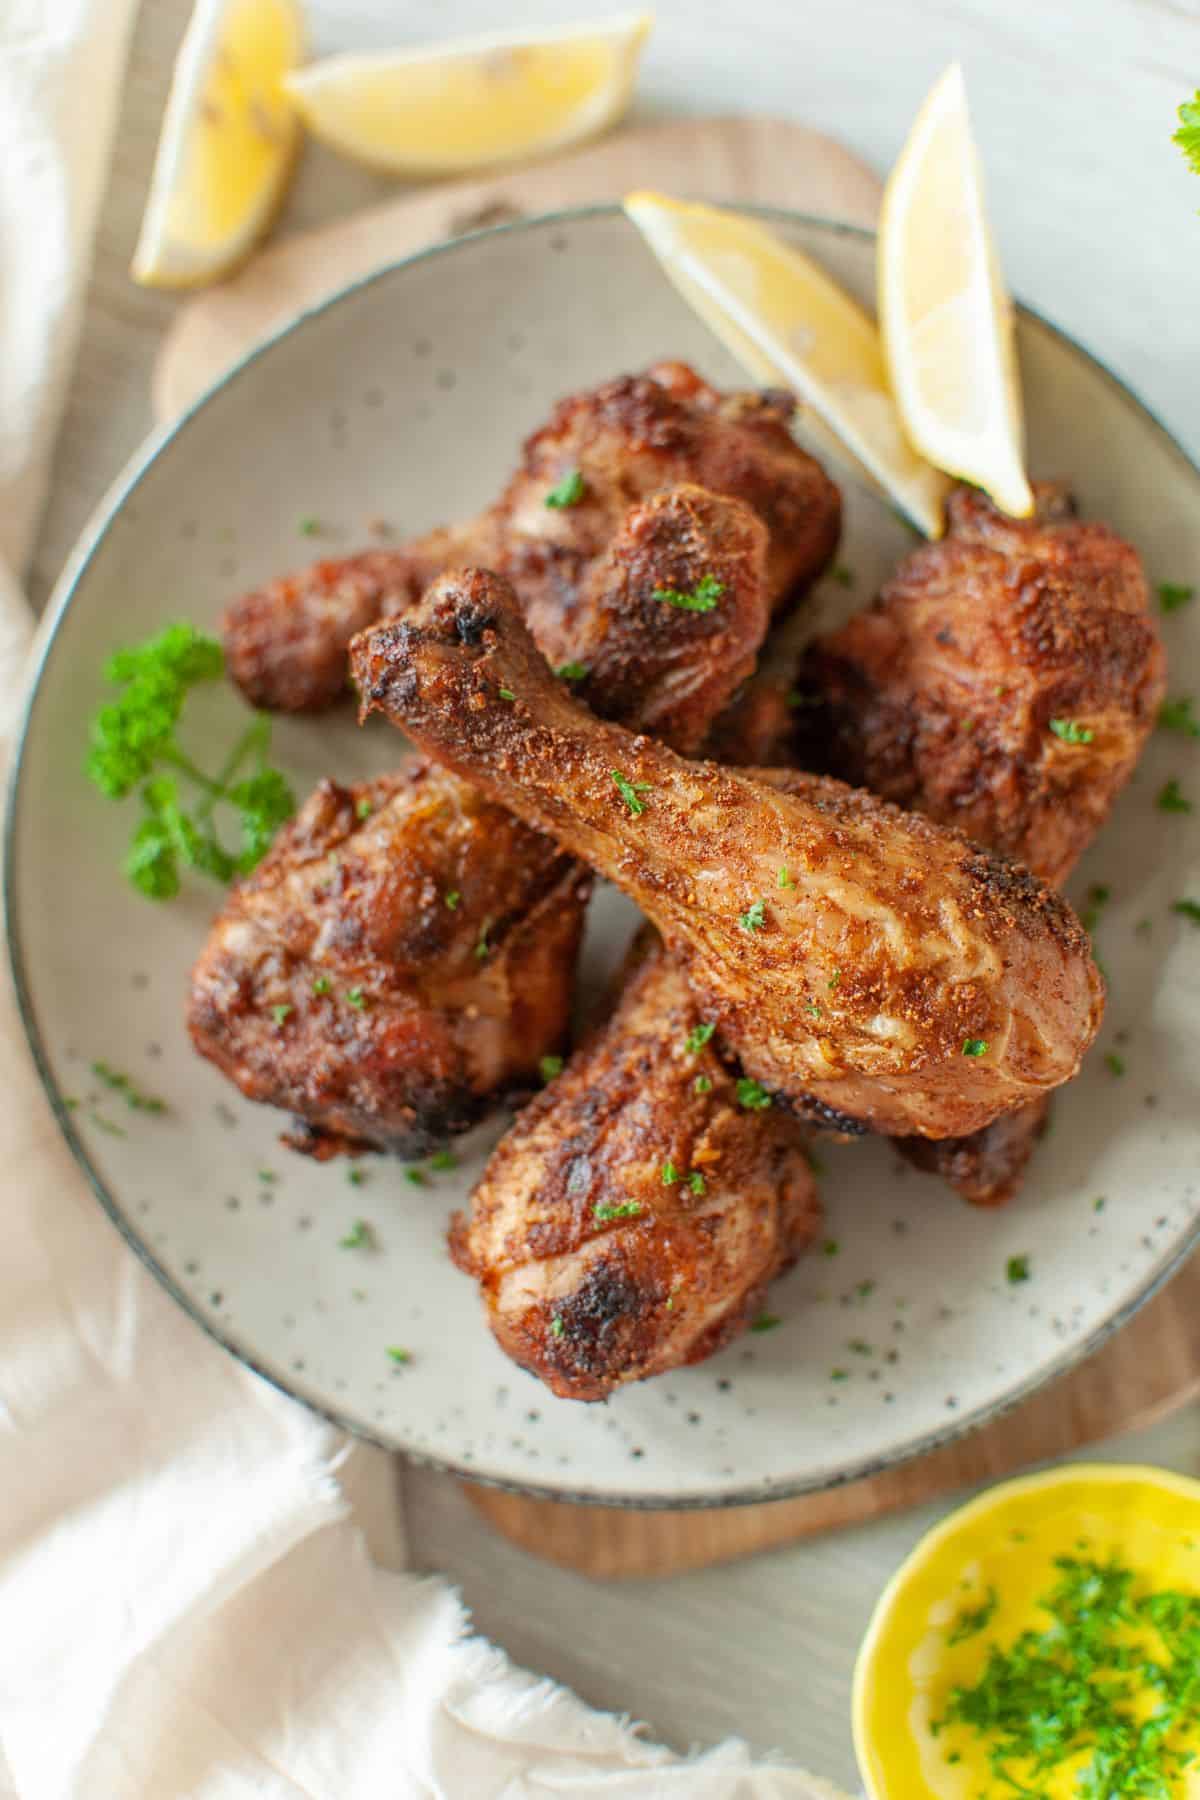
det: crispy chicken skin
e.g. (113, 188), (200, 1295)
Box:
(791, 483), (1167, 888)
(787, 483), (1165, 1201)
(190, 488), (773, 1155)
(451, 940), (820, 1400)
(189, 767), (587, 1158)
(221, 363), (840, 712)
(353, 569), (1104, 1141)
(221, 543), (458, 715)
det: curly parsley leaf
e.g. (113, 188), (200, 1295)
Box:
(1048, 717), (1094, 745)
(1175, 90), (1200, 176)
(88, 624), (295, 901)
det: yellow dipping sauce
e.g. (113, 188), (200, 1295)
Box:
(853, 1465), (1200, 1798)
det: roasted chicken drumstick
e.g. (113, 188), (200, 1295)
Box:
(353, 569), (1104, 1142)
(189, 486), (773, 1156)
(788, 482), (1165, 1200)
(222, 362), (840, 713)
(452, 937), (821, 1400)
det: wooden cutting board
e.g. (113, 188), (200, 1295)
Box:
(154, 114), (1200, 1579)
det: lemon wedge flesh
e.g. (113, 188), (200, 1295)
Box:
(853, 1463), (1200, 1798)
(132, 0), (303, 289)
(624, 191), (950, 538)
(879, 63), (1033, 517)
(283, 15), (653, 178)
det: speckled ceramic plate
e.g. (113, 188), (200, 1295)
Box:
(7, 208), (1200, 1506)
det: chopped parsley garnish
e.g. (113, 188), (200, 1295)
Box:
(270, 1003), (292, 1025)
(689, 1171), (706, 1195)
(385, 1346), (411, 1365)
(685, 1021), (715, 1055)
(829, 1367), (849, 1382)
(750, 1313), (781, 1333)
(550, 1315), (565, 1339)
(86, 623), (295, 901)
(1093, 1195), (1107, 1212)
(539, 1054), (564, 1082)
(1105, 1050), (1126, 1076)
(806, 1001), (821, 1020)
(612, 770), (651, 816)
(694, 1074), (713, 1095)
(544, 468), (585, 509)
(498, 687), (516, 702)
(345, 986), (367, 1009)
(736, 1077), (772, 1111)
(856, 1279), (876, 1300)
(1048, 717), (1095, 745)
(947, 1586), (998, 1645)
(739, 899), (766, 932)
(778, 866), (793, 888)
(1080, 882), (1112, 934)
(339, 1219), (371, 1249)
(832, 565), (855, 588)
(258, 1169), (277, 1184)
(1159, 579), (1195, 612)
(1158, 778), (1193, 813)
(828, 969), (842, 991)
(1172, 898), (1200, 924)
(428, 1150), (458, 1171)
(822, 1239), (840, 1257)
(1159, 696), (1200, 737)
(298, 516), (319, 535)
(556, 661), (588, 682)
(89, 1061), (167, 1114)
(962, 1038), (989, 1058)
(806, 1147), (826, 1176)
(933, 1552), (1200, 1797)
(661, 1160), (679, 1185)
(847, 1336), (873, 1356)
(355, 796), (373, 819)
(474, 920), (492, 959)
(404, 1167), (427, 1186)
(444, 890), (460, 910)
(594, 1200), (643, 1222)
(312, 974), (332, 995)
(347, 1167), (367, 1187)
(652, 572), (725, 613)
(1006, 1254), (1031, 1285)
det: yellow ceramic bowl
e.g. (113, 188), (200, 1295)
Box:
(853, 1463), (1200, 1798)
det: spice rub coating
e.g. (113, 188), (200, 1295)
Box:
(452, 940), (819, 1400)
(353, 567), (1104, 1142)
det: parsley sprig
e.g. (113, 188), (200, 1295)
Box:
(87, 624), (295, 900)
(1175, 91), (1200, 176)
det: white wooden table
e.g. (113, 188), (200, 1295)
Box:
(35, 0), (1200, 1786)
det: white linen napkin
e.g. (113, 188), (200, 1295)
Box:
(0, 5), (852, 1796)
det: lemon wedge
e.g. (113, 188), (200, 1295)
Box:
(624, 191), (950, 538)
(853, 1463), (1200, 1798)
(131, 0), (303, 289)
(879, 63), (1033, 518)
(283, 15), (653, 178)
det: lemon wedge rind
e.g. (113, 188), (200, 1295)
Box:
(878, 62), (1033, 518)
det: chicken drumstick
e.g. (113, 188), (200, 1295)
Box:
(353, 569), (1105, 1142)
(189, 486), (773, 1157)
